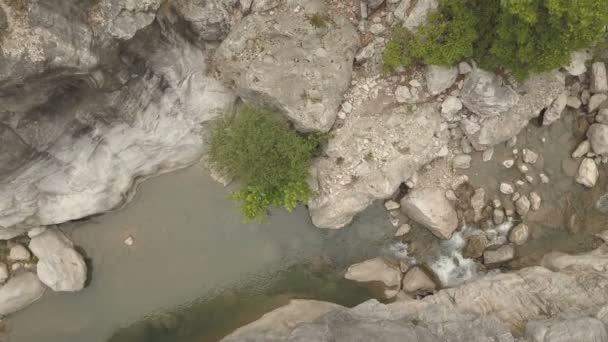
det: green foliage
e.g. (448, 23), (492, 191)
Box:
(208, 106), (326, 222)
(308, 13), (330, 28)
(384, 0), (608, 78)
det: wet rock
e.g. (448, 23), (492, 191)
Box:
(493, 208), (505, 225)
(425, 65), (458, 95)
(345, 258), (402, 299)
(525, 316), (608, 342)
(395, 224), (411, 237)
(509, 223), (530, 246)
(543, 92), (568, 126)
(515, 195), (531, 216)
(309, 104), (447, 229)
(572, 140), (591, 158)
(402, 267), (436, 294)
(394, 0), (439, 30)
(441, 96), (462, 116)
(499, 183), (514, 195)
(483, 245), (515, 264)
(8, 245), (31, 262)
(453, 154), (472, 169)
(576, 158), (599, 188)
(588, 94), (608, 113)
(215, 6), (359, 132)
(384, 200), (400, 211)
(0, 264), (7, 284)
(400, 187), (459, 239)
(395, 86), (412, 103)
(567, 96), (582, 109)
(517, 163), (529, 174)
(564, 49), (592, 76)
(464, 234), (489, 259)
(461, 138), (474, 154)
(482, 148), (494, 162)
(529, 192), (542, 211)
(0, 272), (45, 316)
(587, 124), (608, 155)
(522, 148), (539, 164)
(591, 62), (608, 94)
(124, 235), (135, 246)
(29, 228), (87, 292)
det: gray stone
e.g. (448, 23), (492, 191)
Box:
(345, 258), (402, 299)
(0, 263), (8, 284)
(400, 187), (458, 239)
(368, 0), (385, 10)
(515, 195), (531, 217)
(499, 183), (514, 195)
(395, 224), (411, 237)
(509, 223), (530, 245)
(591, 62), (608, 94)
(29, 228), (87, 292)
(402, 267), (436, 294)
(425, 65), (458, 95)
(394, 0), (439, 30)
(172, 0), (237, 42)
(395, 86), (412, 103)
(564, 49), (592, 76)
(576, 158), (598, 188)
(441, 96), (462, 116)
(309, 104), (447, 229)
(525, 317), (608, 342)
(483, 245), (515, 264)
(369, 23), (385, 35)
(567, 96), (582, 109)
(596, 109), (608, 124)
(0, 272), (45, 316)
(8, 244), (31, 262)
(543, 92), (567, 126)
(452, 154), (472, 169)
(587, 124), (608, 155)
(589, 94), (608, 114)
(522, 148), (539, 164)
(493, 208), (505, 225)
(458, 61), (472, 74)
(572, 140), (591, 158)
(27, 226), (47, 238)
(529, 192), (541, 211)
(482, 148), (494, 162)
(460, 69), (519, 117)
(464, 234), (489, 259)
(215, 6), (359, 132)
(502, 159), (515, 168)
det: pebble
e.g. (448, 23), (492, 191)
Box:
(507, 136), (517, 147)
(518, 164), (529, 173)
(539, 173), (550, 184)
(509, 223), (530, 245)
(515, 180), (525, 187)
(576, 158), (599, 188)
(395, 86), (412, 103)
(406, 173), (418, 188)
(341, 101), (353, 114)
(500, 183), (514, 195)
(0, 263), (8, 284)
(525, 175), (534, 183)
(493, 208), (505, 225)
(513, 148), (519, 155)
(511, 192), (520, 202)
(492, 199), (502, 208)
(482, 148), (494, 162)
(27, 226), (47, 238)
(384, 200), (400, 211)
(409, 79), (421, 87)
(567, 96), (582, 109)
(9, 244), (31, 261)
(11, 263), (22, 272)
(530, 192), (541, 211)
(461, 137), (473, 154)
(458, 61), (472, 74)
(124, 235), (135, 246)
(522, 148), (538, 164)
(484, 245), (514, 264)
(502, 159), (515, 168)
(395, 224), (411, 237)
(505, 208), (514, 216)
(453, 154), (472, 169)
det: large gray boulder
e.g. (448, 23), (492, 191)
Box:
(587, 124), (608, 155)
(461, 69), (564, 150)
(344, 258), (402, 299)
(171, 0), (238, 42)
(400, 187), (458, 239)
(0, 272), (46, 316)
(308, 103), (448, 229)
(29, 228), (87, 292)
(214, 2), (360, 132)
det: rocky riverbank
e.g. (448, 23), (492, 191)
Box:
(1, 0), (608, 339)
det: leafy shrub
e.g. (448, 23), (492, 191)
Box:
(385, 0), (608, 78)
(208, 106), (325, 222)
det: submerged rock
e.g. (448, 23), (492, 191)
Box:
(344, 258), (402, 299)
(214, 2), (359, 132)
(400, 187), (458, 240)
(309, 104), (447, 229)
(29, 228), (87, 292)
(0, 272), (45, 316)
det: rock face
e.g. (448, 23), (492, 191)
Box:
(460, 69), (564, 150)
(214, 2), (359, 132)
(0, 272), (45, 316)
(29, 228), (87, 292)
(172, 0), (238, 42)
(0, 1), (235, 231)
(400, 187), (458, 239)
(224, 245), (608, 342)
(344, 258), (402, 299)
(309, 104), (448, 229)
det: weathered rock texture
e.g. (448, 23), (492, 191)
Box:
(0, 0), (235, 231)
(223, 244), (608, 341)
(214, 2), (359, 132)
(309, 103), (448, 229)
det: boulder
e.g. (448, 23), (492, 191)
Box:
(564, 49), (592, 76)
(587, 124), (608, 155)
(214, 5), (359, 132)
(483, 245), (514, 264)
(8, 244), (31, 262)
(309, 104), (448, 229)
(400, 187), (458, 239)
(0, 272), (45, 316)
(29, 228), (87, 292)
(526, 316), (608, 342)
(425, 65), (458, 95)
(515, 195), (530, 217)
(591, 62), (608, 94)
(345, 258), (402, 299)
(172, 0), (237, 42)
(441, 96), (462, 116)
(543, 92), (567, 126)
(394, 0), (439, 30)
(576, 158), (599, 188)
(402, 267), (437, 294)
(509, 223), (530, 246)
(588, 94), (608, 113)
(464, 234), (489, 259)
(572, 140), (591, 158)
(462, 70), (565, 150)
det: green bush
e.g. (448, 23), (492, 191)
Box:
(384, 0), (608, 78)
(208, 106), (325, 222)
